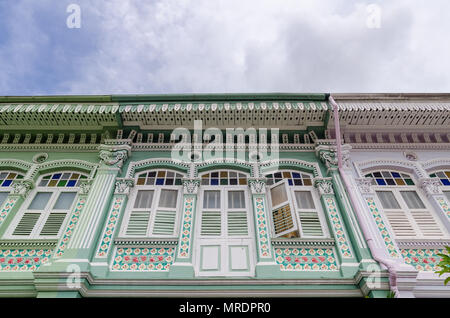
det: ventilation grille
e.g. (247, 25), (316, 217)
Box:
(298, 211), (323, 236)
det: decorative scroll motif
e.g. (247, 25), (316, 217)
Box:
(114, 178), (134, 195)
(182, 179), (200, 195)
(0, 249), (52, 271)
(437, 197), (450, 220)
(400, 248), (447, 271)
(11, 179), (34, 198)
(366, 198), (399, 258)
(178, 197), (194, 258)
(54, 198), (86, 258)
(0, 197), (19, 228)
(78, 179), (93, 195)
(355, 178), (374, 194)
(418, 178), (442, 197)
(248, 178), (266, 194)
(111, 247), (175, 271)
(98, 144), (130, 168)
(319, 151), (338, 169)
(254, 197), (271, 258)
(274, 247), (338, 271)
(96, 197), (124, 257)
(324, 197), (353, 258)
(314, 178), (334, 195)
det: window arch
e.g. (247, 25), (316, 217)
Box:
(0, 171), (25, 207)
(5, 171), (86, 239)
(367, 170), (447, 239)
(121, 169), (185, 237)
(200, 170), (248, 186)
(265, 170), (327, 239)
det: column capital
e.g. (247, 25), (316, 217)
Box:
(418, 177), (442, 197)
(313, 177), (334, 195)
(355, 177), (375, 195)
(248, 178), (266, 195)
(182, 178), (201, 195)
(11, 179), (34, 198)
(78, 178), (94, 195)
(114, 178), (134, 195)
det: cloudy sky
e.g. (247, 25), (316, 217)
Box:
(0, 0), (449, 95)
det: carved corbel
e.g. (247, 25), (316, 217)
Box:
(115, 178), (134, 195)
(313, 177), (334, 195)
(182, 178), (201, 195)
(418, 178), (442, 197)
(98, 144), (131, 169)
(355, 177), (375, 195)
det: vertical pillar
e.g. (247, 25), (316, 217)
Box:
(248, 178), (278, 277)
(169, 179), (199, 278)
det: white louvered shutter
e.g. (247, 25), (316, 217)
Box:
(269, 181), (298, 237)
(40, 213), (67, 236)
(294, 191), (323, 237)
(152, 189), (178, 235)
(227, 191), (248, 236)
(201, 190), (221, 236)
(125, 190), (153, 236)
(12, 213), (41, 236)
(377, 190), (416, 237)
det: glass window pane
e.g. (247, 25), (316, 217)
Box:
(270, 184), (288, 207)
(376, 191), (400, 209)
(134, 190), (154, 209)
(53, 192), (76, 210)
(158, 189), (178, 208)
(0, 192), (8, 207)
(228, 191), (245, 209)
(400, 191), (425, 209)
(28, 192), (52, 210)
(294, 191), (315, 209)
(203, 190), (220, 209)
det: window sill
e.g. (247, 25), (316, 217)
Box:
(271, 238), (335, 247)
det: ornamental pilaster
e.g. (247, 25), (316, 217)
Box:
(248, 178), (266, 195)
(11, 179), (34, 198)
(114, 178), (134, 195)
(313, 177), (334, 196)
(182, 178), (201, 195)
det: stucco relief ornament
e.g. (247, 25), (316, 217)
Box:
(319, 151), (338, 169)
(98, 144), (131, 169)
(11, 179), (34, 197)
(355, 178), (374, 194)
(78, 179), (93, 195)
(115, 178), (134, 195)
(314, 178), (334, 195)
(248, 179), (266, 194)
(182, 179), (200, 195)
(419, 178), (442, 197)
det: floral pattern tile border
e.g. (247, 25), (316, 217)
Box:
(275, 247), (338, 271)
(177, 196), (194, 258)
(0, 249), (53, 271)
(437, 197), (450, 220)
(366, 197), (400, 258)
(325, 197), (353, 258)
(401, 248), (448, 271)
(111, 247), (175, 271)
(96, 197), (124, 258)
(255, 197), (271, 258)
(0, 197), (18, 227)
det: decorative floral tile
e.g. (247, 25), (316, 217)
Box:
(96, 197), (124, 257)
(400, 248), (448, 271)
(274, 247), (338, 271)
(325, 197), (353, 258)
(437, 198), (450, 220)
(178, 197), (194, 258)
(0, 249), (52, 271)
(0, 197), (18, 227)
(111, 247), (175, 271)
(255, 197), (271, 258)
(366, 198), (399, 258)
(54, 198), (86, 258)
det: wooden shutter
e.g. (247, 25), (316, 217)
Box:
(384, 210), (416, 237)
(40, 213), (67, 236)
(294, 191), (323, 237)
(12, 213), (40, 236)
(227, 211), (248, 236)
(201, 211), (221, 236)
(269, 181), (298, 237)
(152, 210), (176, 235)
(125, 211), (150, 236)
(410, 210), (445, 237)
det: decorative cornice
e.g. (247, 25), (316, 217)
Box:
(11, 179), (34, 198)
(313, 177), (334, 195)
(418, 178), (442, 197)
(115, 178), (134, 195)
(248, 178), (266, 195)
(182, 178), (200, 195)
(355, 177), (375, 194)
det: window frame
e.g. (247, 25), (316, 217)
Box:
(266, 170), (329, 239)
(0, 170), (25, 207)
(5, 171), (82, 239)
(120, 169), (184, 238)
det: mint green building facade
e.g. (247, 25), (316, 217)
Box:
(0, 93), (447, 297)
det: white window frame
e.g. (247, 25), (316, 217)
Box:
(0, 171), (25, 207)
(5, 171), (81, 239)
(373, 182), (448, 239)
(266, 171), (329, 239)
(119, 170), (183, 238)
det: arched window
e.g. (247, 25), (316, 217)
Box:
(429, 170), (450, 203)
(0, 171), (25, 207)
(265, 170), (326, 239)
(366, 170), (447, 239)
(6, 172), (86, 239)
(121, 169), (184, 237)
